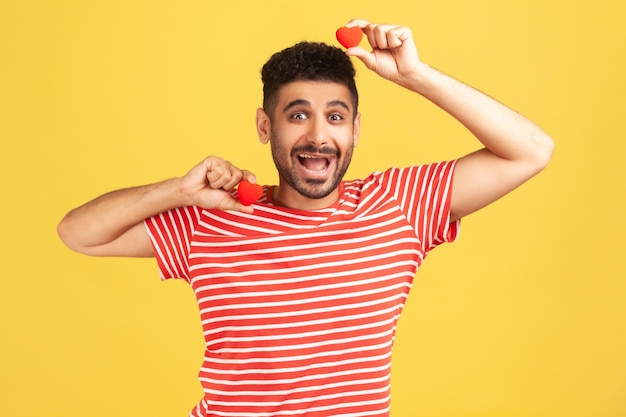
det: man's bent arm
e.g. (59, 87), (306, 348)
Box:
(405, 63), (554, 221)
(58, 156), (256, 257)
(57, 179), (187, 257)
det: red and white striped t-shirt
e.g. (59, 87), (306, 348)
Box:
(145, 162), (460, 417)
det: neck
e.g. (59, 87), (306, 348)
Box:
(272, 183), (340, 210)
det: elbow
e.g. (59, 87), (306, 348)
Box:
(57, 214), (74, 251)
(57, 212), (85, 254)
(530, 131), (555, 174)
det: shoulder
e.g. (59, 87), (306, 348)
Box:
(350, 163), (456, 187)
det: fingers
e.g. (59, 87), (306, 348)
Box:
(181, 156), (259, 212)
(241, 170), (257, 185)
(211, 168), (256, 214)
(205, 157), (240, 190)
(377, 25), (411, 49)
(204, 157), (257, 191)
(367, 25), (412, 50)
(346, 46), (376, 71)
(343, 19), (421, 87)
(215, 194), (255, 215)
(345, 18), (370, 28)
(344, 19), (412, 50)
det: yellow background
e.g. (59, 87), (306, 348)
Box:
(1, 0), (625, 416)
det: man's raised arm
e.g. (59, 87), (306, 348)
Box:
(346, 20), (554, 221)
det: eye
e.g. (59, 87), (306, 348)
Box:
(328, 113), (344, 122)
(291, 112), (308, 120)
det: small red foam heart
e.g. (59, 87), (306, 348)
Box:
(237, 180), (263, 206)
(336, 26), (363, 49)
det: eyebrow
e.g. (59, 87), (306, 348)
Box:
(282, 99), (350, 113)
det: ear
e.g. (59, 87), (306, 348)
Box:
(256, 108), (271, 144)
(352, 112), (361, 147)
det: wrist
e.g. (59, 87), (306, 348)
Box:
(170, 176), (197, 207)
(399, 62), (439, 95)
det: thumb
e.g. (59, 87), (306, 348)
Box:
(346, 46), (377, 71)
(218, 194), (255, 214)
(242, 170), (257, 184)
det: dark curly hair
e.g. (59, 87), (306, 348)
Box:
(261, 42), (358, 120)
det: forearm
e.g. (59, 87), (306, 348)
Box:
(58, 155), (255, 257)
(57, 178), (186, 255)
(406, 63), (554, 164)
(347, 20), (554, 220)
(406, 63), (554, 219)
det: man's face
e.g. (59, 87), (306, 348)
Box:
(258, 81), (361, 207)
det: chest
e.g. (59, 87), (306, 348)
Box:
(188, 209), (423, 298)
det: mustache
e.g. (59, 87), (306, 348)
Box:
(291, 144), (340, 157)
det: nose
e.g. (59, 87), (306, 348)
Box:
(307, 116), (329, 146)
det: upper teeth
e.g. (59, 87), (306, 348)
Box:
(299, 154), (318, 159)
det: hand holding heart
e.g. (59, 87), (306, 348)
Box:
(339, 20), (423, 90)
(180, 156), (256, 213)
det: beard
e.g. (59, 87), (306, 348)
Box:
(269, 129), (354, 200)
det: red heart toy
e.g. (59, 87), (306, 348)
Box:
(336, 26), (363, 49)
(237, 180), (263, 206)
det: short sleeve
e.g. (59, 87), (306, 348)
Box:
(381, 161), (460, 254)
(144, 206), (201, 282)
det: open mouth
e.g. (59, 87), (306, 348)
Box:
(297, 153), (335, 173)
